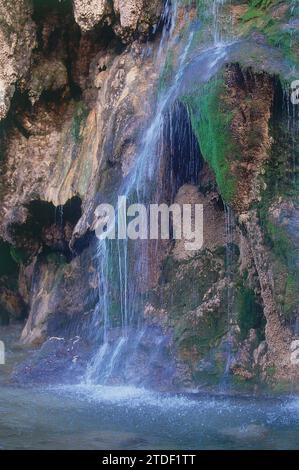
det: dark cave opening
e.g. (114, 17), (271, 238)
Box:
(32, 0), (82, 101)
(32, 0), (125, 103)
(162, 100), (204, 203)
(32, 0), (73, 19)
(10, 196), (82, 262)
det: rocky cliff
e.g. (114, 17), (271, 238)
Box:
(0, 0), (298, 393)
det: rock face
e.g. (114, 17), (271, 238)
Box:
(20, 244), (99, 346)
(73, 0), (163, 41)
(0, 0), (36, 120)
(0, 0), (298, 392)
(73, 0), (112, 32)
(0, 0), (161, 347)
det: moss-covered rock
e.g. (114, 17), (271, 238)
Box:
(239, 0), (299, 70)
(182, 78), (238, 203)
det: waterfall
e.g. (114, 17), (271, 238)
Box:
(277, 82), (299, 193)
(85, 0), (186, 385)
(221, 203), (236, 390)
(85, 0), (232, 387)
(212, 0), (225, 44)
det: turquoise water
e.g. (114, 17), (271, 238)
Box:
(1, 325), (299, 450)
(0, 383), (299, 450)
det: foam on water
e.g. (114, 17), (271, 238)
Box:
(284, 397), (299, 413)
(54, 384), (200, 410)
(51, 384), (299, 426)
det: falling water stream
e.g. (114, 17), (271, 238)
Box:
(85, 0), (232, 387)
(221, 204), (236, 390)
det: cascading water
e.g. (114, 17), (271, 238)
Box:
(285, 87), (299, 185)
(85, 0), (185, 385)
(221, 203), (236, 390)
(212, 0), (225, 44)
(85, 0), (232, 387)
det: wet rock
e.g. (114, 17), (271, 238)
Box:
(0, 286), (26, 322)
(231, 329), (259, 380)
(224, 65), (274, 212)
(27, 58), (69, 105)
(290, 340), (299, 366)
(12, 336), (92, 385)
(253, 341), (267, 366)
(20, 243), (99, 346)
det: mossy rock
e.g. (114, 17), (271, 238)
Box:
(71, 101), (89, 144)
(258, 96), (299, 323)
(0, 241), (18, 276)
(156, 250), (225, 318)
(239, 0), (299, 70)
(236, 285), (266, 341)
(181, 78), (239, 203)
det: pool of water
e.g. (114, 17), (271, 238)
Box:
(1, 325), (299, 450)
(0, 383), (299, 450)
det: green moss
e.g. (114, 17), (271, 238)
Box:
(9, 246), (29, 265)
(148, 248), (229, 382)
(240, 0), (299, 69)
(45, 252), (67, 265)
(175, 314), (227, 357)
(266, 364), (276, 377)
(236, 286), (265, 341)
(195, 0), (213, 23)
(257, 85), (299, 322)
(159, 50), (175, 91)
(108, 300), (122, 327)
(71, 102), (88, 143)
(182, 78), (238, 203)
(0, 241), (18, 276)
(241, 0), (274, 22)
(266, 26), (299, 66)
(266, 222), (293, 262)
(242, 8), (265, 22)
(0, 241), (20, 291)
(264, 221), (298, 318)
(258, 199), (298, 319)
(156, 251), (223, 318)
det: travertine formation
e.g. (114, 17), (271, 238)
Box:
(73, 0), (162, 41)
(0, 0), (36, 120)
(73, 0), (112, 32)
(0, 0), (298, 391)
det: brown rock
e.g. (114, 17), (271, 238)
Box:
(0, 0), (36, 120)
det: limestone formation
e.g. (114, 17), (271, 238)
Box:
(73, 0), (162, 41)
(0, 0), (298, 392)
(0, 0), (36, 120)
(73, 0), (112, 32)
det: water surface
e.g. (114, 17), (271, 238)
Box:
(0, 383), (298, 450)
